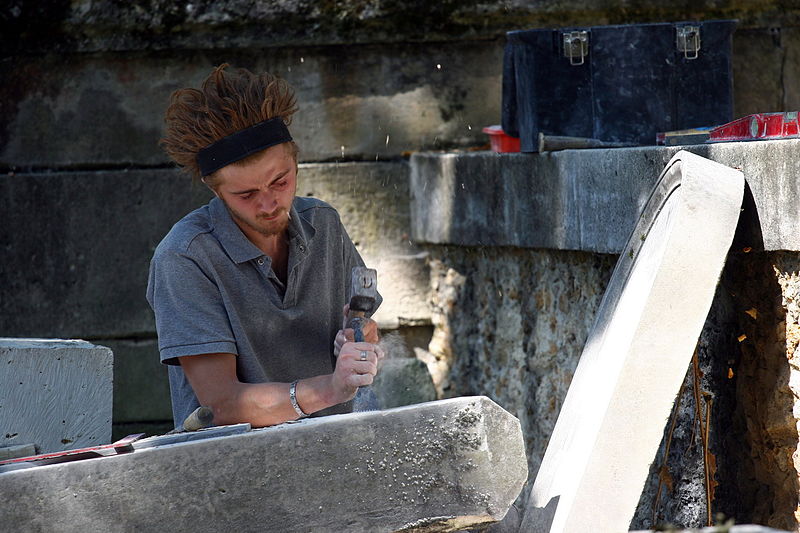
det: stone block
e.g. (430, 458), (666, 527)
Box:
(0, 169), (213, 338)
(0, 161), (425, 338)
(0, 339), (113, 454)
(103, 338), (172, 424)
(299, 161), (430, 328)
(373, 358), (438, 409)
(519, 152), (744, 532)
(0, 396), (528, 533)
(0, 42), (500, 167)
(410, 139), (800, 253)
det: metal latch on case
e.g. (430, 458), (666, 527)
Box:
(562, 31), (589, 66)
(676, 26), (701, 60)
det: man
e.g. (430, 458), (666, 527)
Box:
(147, 64), (383, 428)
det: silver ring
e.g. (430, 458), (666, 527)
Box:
(359, 350), (368, 361)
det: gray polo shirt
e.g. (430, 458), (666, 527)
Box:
(146, 195), (380, 426)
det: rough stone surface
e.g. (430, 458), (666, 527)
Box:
(631, 279), (745, 529)
(722, 253), (800, 531)
(373, 358), (437, 409)
(633, 252), (800, 531)
(0, 43), (500, 167)
(410, 140), (800, 253)
(0, 396), (528, 533)
(0, 339), (113, 454)
(3, 1), (799, 53)
(0, 162), (424, 338)
(423, 246), (800, 530)
(421, 245), (615, 502)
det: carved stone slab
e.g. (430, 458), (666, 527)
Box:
(0, 338), (113, 454)
(0, 396), (527, 533)
(519, 151), (744, 532)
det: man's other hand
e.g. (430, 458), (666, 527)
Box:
(333, 304), (380, 356)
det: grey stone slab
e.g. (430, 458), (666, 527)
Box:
(0, 339), (113, 454)
(0, 43), (500, 167)
(519, 152), (744, 532)
(1, 161), (425, 338)
(104, 338), (172, 424)
(0, 396), (528, 533)
(410, 139), (800, 253)
(0, 169), (214, 338)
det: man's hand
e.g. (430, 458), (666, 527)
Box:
(333, 304), (379, 356)
(329, 341), (385, 404)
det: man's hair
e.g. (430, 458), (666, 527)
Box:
(161, 64), (299, 179)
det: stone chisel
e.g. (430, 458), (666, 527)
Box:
(166, 406), (214, 434)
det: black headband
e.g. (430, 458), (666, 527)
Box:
(197, 117), (293, 176)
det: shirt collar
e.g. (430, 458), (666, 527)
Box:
(209, 197), (316, 264)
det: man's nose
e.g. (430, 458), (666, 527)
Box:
(255, 191), (277, 212)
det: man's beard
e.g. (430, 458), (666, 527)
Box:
(226, 202), (291, 237)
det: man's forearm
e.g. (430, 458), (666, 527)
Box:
(179, 353), (351, 428)
(180, 342), (381, 427)
(227, 374), (344, 427)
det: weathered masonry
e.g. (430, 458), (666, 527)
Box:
(411, 140), (800, 530)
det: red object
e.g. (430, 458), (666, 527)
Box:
(709, 112), (800, 142)
(482, 125), (521, 153)
(0, 433), (144, 467)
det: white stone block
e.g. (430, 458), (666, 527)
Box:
(519, 151), (744, 532)
(0, 339), (113, 453)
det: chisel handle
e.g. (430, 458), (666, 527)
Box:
(182, 406), (214, 432)
(346, 311), (366, 343)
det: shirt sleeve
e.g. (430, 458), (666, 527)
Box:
(146, 246), (238, 365)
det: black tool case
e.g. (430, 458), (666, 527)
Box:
(502, 20), (736, 151)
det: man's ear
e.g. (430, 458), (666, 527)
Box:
(201, 177), (220, 197)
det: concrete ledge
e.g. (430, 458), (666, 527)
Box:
(410, 139), (800, 253)
(0, 339), (113, 453)
(0, 396), (528, 533)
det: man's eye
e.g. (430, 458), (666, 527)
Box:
(273, 180), (288, 189)
(239, 193), (254, 200)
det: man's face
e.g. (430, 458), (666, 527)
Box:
(212, 143), (298, 240)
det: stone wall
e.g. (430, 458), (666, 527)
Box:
(4, 2), (800, 172)
(0, 162), (429, 436)
(411, 146), (800, 529)
(422, 246), (615, 503)
(419, 236), (800, 531)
